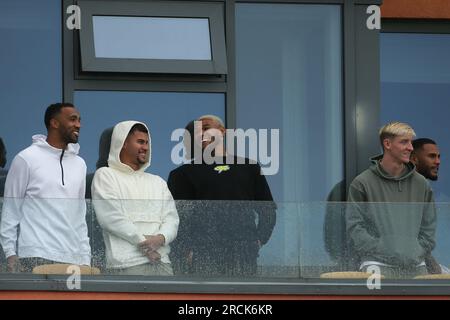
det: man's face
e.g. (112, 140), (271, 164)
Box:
(55, 107), (81, 144)
(384, 134), (414, 164)
(412, 144), (440, 181)
(120, 130), (149, 169)
(197, 118), (225, 151)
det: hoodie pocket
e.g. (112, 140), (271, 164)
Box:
(376, 235), (424, 266)
(127, 210), (164, 241)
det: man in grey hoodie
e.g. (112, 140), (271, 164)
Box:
(346, 122), (436, 278)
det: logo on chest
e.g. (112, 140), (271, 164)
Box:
(214, 165), (230, 174)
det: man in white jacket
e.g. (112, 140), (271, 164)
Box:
(91, 121), (179, 275)
(0, 103), (91, 272)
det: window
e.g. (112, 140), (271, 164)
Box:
(78, 1), (227, 74)
(380, 32), (450, 201)
(73, 90), (225, 178)
(235, 3), (343, 273)
(380, 31), (450, 270)
(0, 0), (62, 170)
(92, 16), (212, 60)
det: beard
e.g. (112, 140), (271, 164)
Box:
(65, 133), (78, 144)
(61, 128), (78, 144)
(136, 153), (147, 165)
(418, 165), (438, 181)
(59, 127), (79, 144)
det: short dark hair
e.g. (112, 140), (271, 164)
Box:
(412, 138), (437, 151)
(44, 102), (75, 129)
(128, 123), (148, 137)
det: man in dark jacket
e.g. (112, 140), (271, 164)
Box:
(0, 137), (7, 271)
(168, 115), (276, 277)
(346, 122), (436, 278)
(410, 138), (448, 274)
(0, 137), (7, 197)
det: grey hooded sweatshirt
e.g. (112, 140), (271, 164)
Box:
(346, 155), (436, 268)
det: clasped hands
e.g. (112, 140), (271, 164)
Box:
(138, 234), (165, 264)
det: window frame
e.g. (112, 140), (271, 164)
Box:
(78, 0), (228, 75)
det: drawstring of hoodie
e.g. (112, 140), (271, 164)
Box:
(376, 158), (407, 192)
(60, 149), (65, 186)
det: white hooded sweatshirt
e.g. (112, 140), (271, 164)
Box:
(0, 135), (91, 265)
(91, 121), (179, 269)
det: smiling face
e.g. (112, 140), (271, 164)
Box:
(119, 130), (149, 171)
(383, 134), (414, 164)
(54, 106), (81, 144)
(198, 117), (225, 151)
(411, 143), (441, 181)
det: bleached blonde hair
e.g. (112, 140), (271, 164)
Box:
(198, 114), (225, 129)
(379, 122), (416, 148)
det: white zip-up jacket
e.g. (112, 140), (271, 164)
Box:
(91, 121), (179, 269)
(0, 135), (91, 265)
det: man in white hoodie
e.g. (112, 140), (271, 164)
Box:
(91, 121), (179, 275)
(0, 103), (91, 272)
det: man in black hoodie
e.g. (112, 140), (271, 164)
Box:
(346, 122), (436, 278)
(168, 115), (276, 277)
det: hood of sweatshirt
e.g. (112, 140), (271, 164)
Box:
(108, 121), (151, 173)
(31, 134), (81, 186)
(32, 134), (80, 155)
(369, 154), (416, 192)
(96, 127), (113, 169)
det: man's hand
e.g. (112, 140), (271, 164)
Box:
(425, 253), (442, 274)
(145, 250), (161, 264)
(138, 234), (166, 264)
(7, 255), (18, 273)
(139, 234), (165, 252)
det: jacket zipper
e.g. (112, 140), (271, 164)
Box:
(60, 149), (65, 186)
